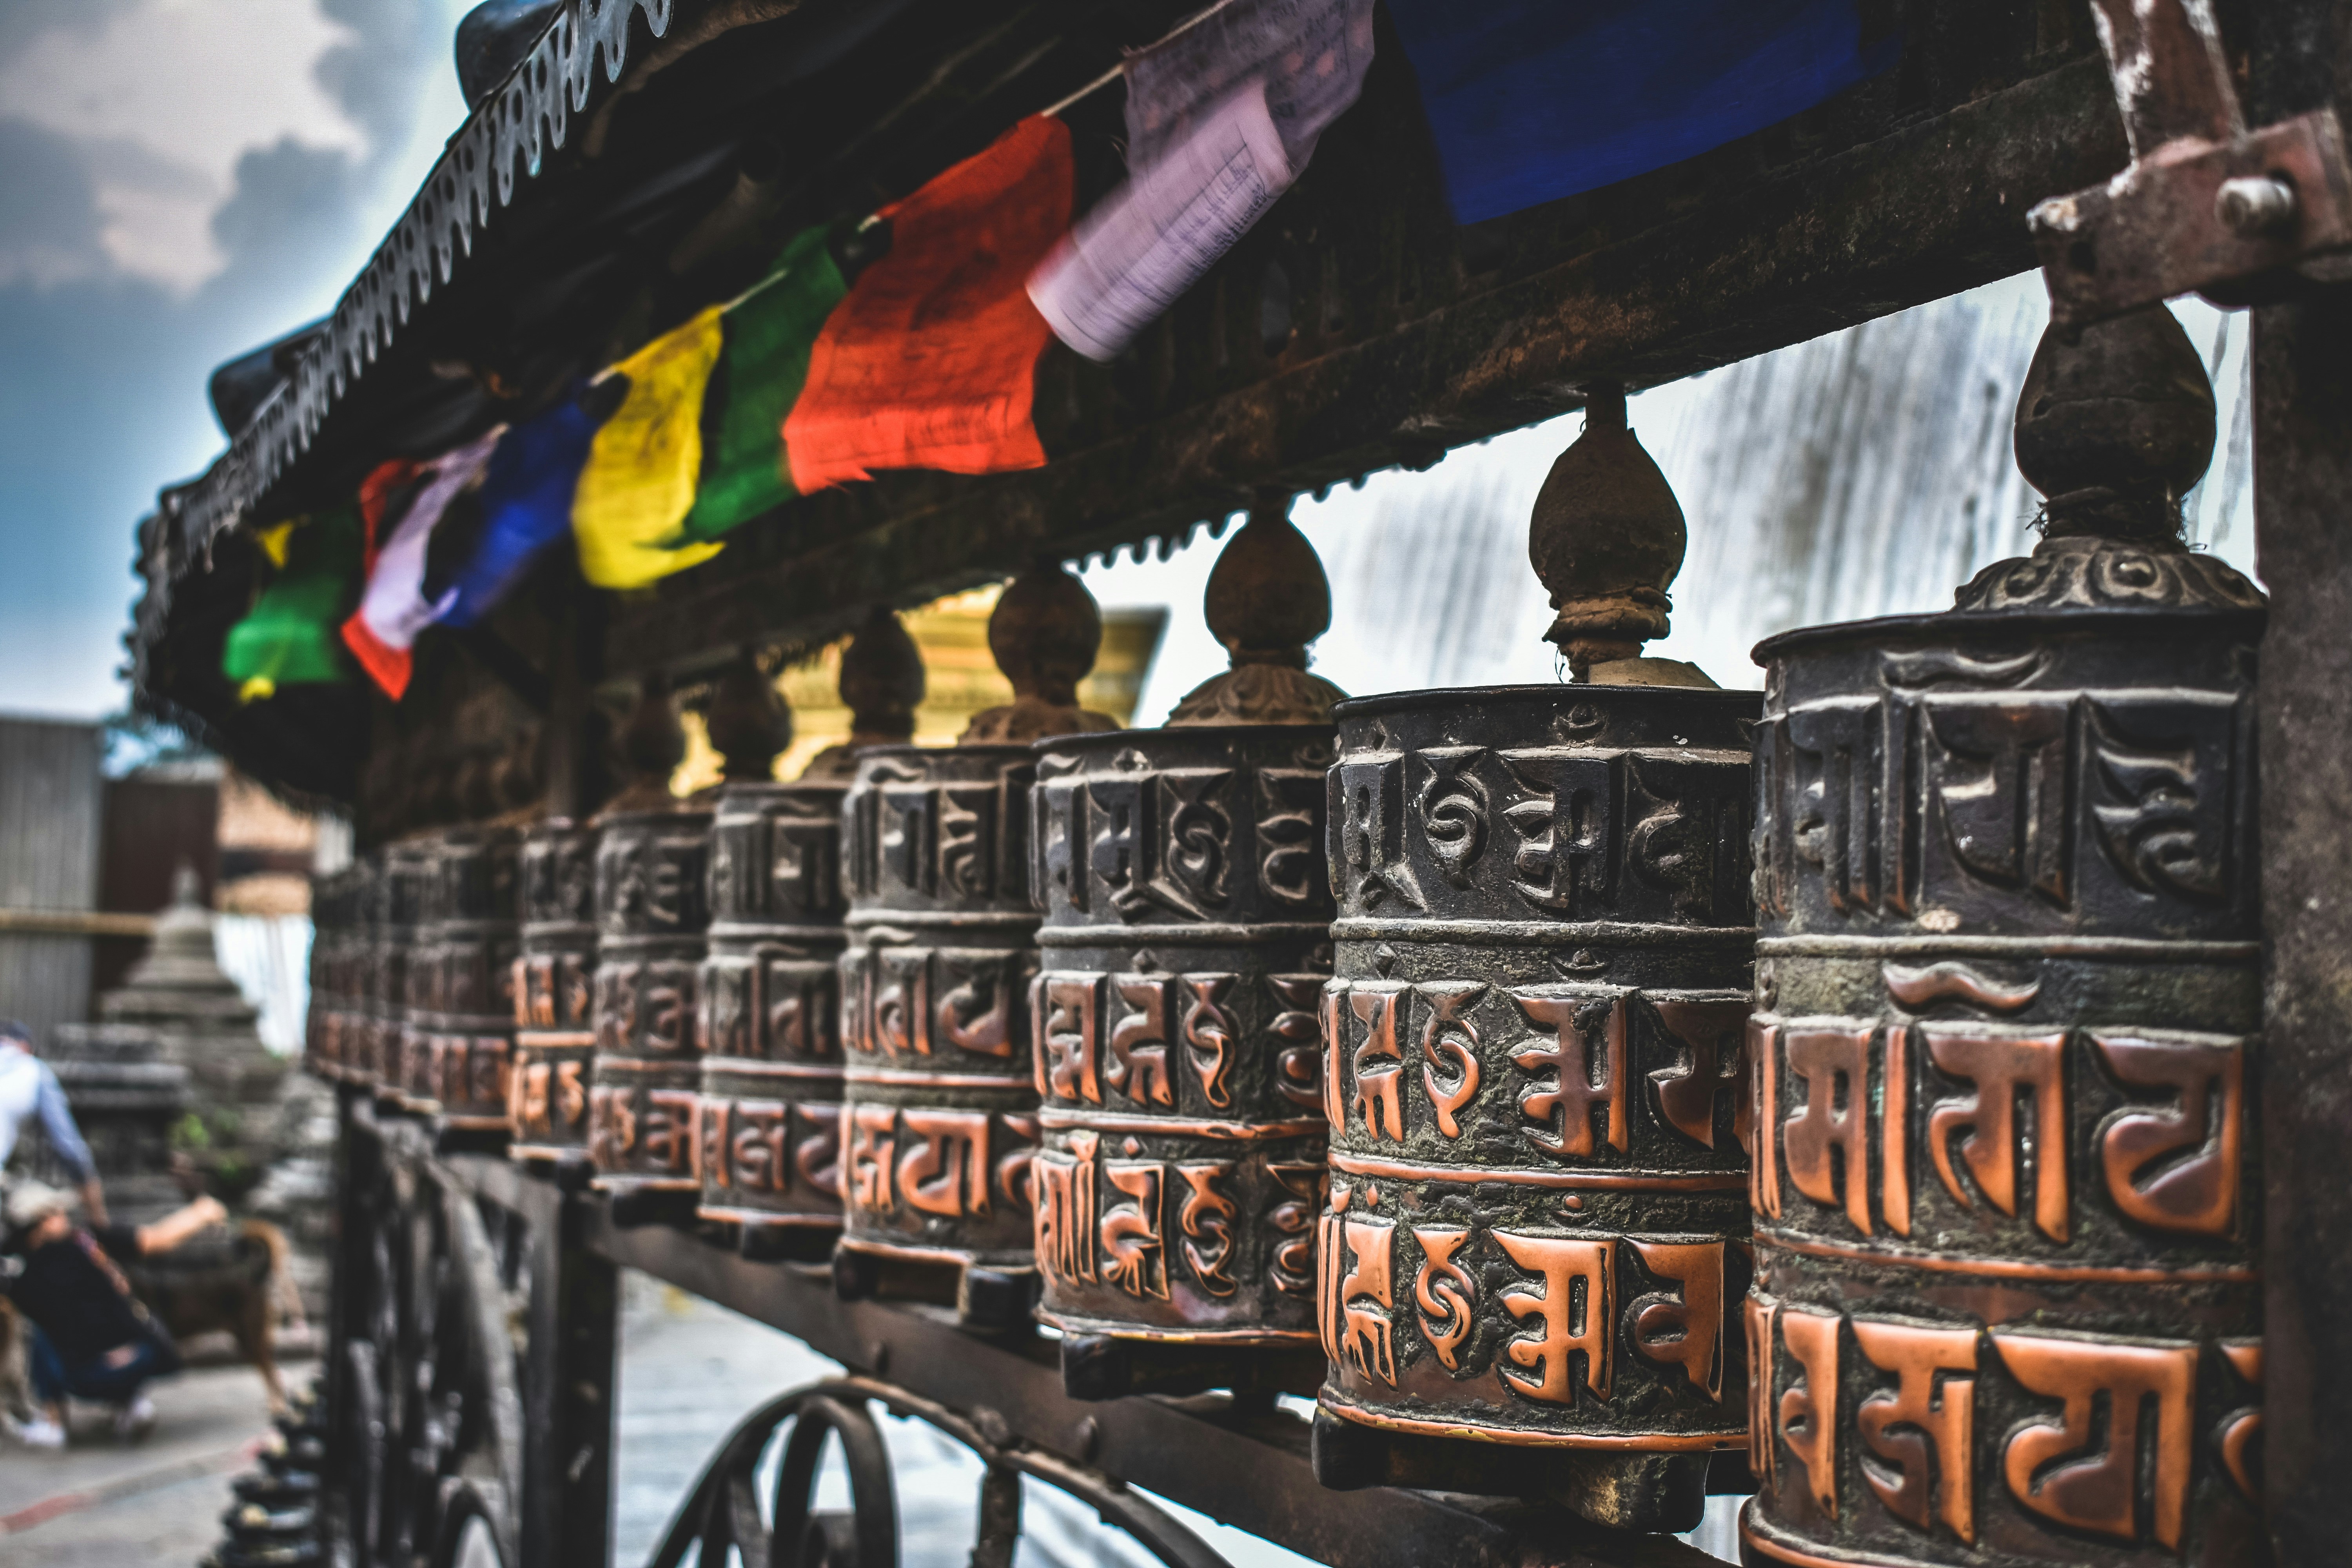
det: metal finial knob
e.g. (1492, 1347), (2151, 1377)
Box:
(1955, 303), (2260, 613)
(960, 562), (1118, 743)
(1167, 496), (1347, 725)
(2013, 305), (2216, 540)
(603, 670), (686, 814)
(1530, 385), (1712, 686)
(705, 648), (792, 782)
(802, 608), (927, 780)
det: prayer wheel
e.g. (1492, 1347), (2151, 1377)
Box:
(586, 675), (712, 1209)
(423, 825), (521, 1135)
(834, 568), (1112, 1328)
(1032, 504), (1343, 1399)
(396, 835), (447, 1112)
(1740, 309), (2267, 1567)
(694, 652), (850, 1259)
(373, 842), (428, 1099)
(304, 868), (356, 1080)
(1312, 390), (1756, 1532)
(507, 818), (599, 1161)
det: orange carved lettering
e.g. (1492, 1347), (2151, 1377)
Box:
(1101, 1161), (1168, 1299)
(847, 1105), (897, 1212)
(1511, 992), (1628, 1158)
(1650, 998), (1748, 1148)
(794, 1104), (843, 1199)
(2092, 1031), (2243, 1238)
(642, 1090), (698, 1174)
(1418, 982), (1484, 1139)
(897, 1109), (992, 1217)
(1040, 974), (1102, 1104)
(1628, 1239), (1726, 1402)
(730, 1101), (790, 1193)
(1411, 1226), (1474, 1372)
(1108, 975), (1173, 1107)
(1494, 1231), (1613, 1404)
(1746, 1297), (1777, 1487)
(2217, 1339), (2261, 1503)
(1851, 1319), (1977, 1542)
(1349, 986), (1406, 1141)
(1926, 1030), (2070, 1241)
(1777, 1307), (1840, 1519)
(1182, 973), (1239, 1110)
(1267, 975), (1326, 1111)
(1752, 1020), (1781, 1219)
(1033, 1131), (1100, 1285)
(1782, 1025), (1875, 1235)
(1338, 1211), (1398, 1386)
(1992, 1332), (2196, 1547)
(1175, 1163), (1238, 1298)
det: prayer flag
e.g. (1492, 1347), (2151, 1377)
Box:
(785, 116), (1072, 493)
(1385, 0), (1898, 224)
(679, 224), (849, 542)
(341, 427), (503, 698)
(571, 308), (729, 588)
(1125, 0), (1376, 172)
(439, 389), (609, 626)
(221, 505), (363, 699)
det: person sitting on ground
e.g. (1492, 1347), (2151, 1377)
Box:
(1, 1181), (225, 1448)
(0, 1020), (107, 1224)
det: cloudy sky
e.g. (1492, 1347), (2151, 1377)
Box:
(0, 0), (471, 719)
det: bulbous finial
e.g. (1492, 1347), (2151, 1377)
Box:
(706, 648), (792, 782)
(801, 608), (929, 780)
(1955, 303), (2261, 613)
(601, 670), (687, 815)
(960, 562), (1119, 743)
(1530, 385), (1714, 686)
(1167, 496), (1348, 725)
(2013, 305), (2216, 540)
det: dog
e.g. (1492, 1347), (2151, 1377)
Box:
(2, 1218), (299, 1421)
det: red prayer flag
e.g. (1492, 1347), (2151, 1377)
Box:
(785, 116), (1073, 493)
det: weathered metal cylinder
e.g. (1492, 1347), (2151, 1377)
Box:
(422, 826), (521, 1132)
(304, 867), (356, 1080)
(835, 745), (1042, 1304)
(1316, 685), (1757, 1470)
(586, 805), (712, 1196)
(695, 780), (849, 1243)
(374, 842), (427, 1098)
(397, 835), (448, 1111)
(1028, 726), (1336, 1360)
(1738, 588), (2266, 1566)
(507, 820), (598, 1160)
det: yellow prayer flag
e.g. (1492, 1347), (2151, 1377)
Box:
(572, 307), (728, 588)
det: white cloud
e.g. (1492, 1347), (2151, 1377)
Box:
(0, 0), (367, 292)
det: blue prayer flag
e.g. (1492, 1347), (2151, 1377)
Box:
(1386, 0), (1899, 224)
(441, 392), (605, 626)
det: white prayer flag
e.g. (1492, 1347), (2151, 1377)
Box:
(1030, 82), (1292, 362)
(1126, 0), (1376, 171)
(342, 426), (503, 696)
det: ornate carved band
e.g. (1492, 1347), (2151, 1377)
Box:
(837, 746), (1043, 1272)
(508, 820), (599, 1159)
(1027, 726), (1338, 1343)
(1742, 608), (2265, 1566)
(696, 781), (850, 1230)
(1318, 685), (1757, 1450)
(586, 807), (713, 1193)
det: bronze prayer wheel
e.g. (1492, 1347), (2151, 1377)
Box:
(1740, 309), (2267, 1567)
(376, 841), (428, 1101)
(348, 853), (385, 1090)
(695, 650), (850, 1257)
(425, 826), (520, 1134)
(1311, 390), (1756, 1532)
(585, 802), (712, 1198)
(508, 819), (598, 1161)
(834, 568), (1111, 1328)
(305, 867), (355, 1080)
(397, 835), (448, 1112)
(1030, 503), (1344, 1398)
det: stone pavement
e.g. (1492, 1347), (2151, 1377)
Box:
(0, 1360), (277, 1566)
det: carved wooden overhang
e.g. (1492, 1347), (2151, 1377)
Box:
(129, 0), (2159, 803)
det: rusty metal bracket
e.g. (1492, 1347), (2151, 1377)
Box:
(2033, 0), (2352, 327)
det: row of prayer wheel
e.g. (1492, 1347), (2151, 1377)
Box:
(305, 304), (2266, 1561)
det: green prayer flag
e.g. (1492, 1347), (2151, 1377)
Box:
(221, 505), (364, 696)
(680, 223), (849, 543)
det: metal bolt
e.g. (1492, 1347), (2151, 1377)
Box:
(2218, 175), (2298, 238)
